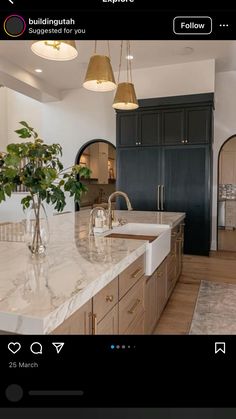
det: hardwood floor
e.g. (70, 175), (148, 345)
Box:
(154, 252), (236, 335)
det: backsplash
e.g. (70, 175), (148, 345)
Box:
(219, 184), (236, 199)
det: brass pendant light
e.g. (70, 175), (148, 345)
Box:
(31, 40), (78, 61)
(83, 41), (116, 92)
(112, 41), (139, 110)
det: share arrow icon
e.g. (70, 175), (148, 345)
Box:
(52, 342), (65, 354)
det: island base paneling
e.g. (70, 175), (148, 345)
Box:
(51, 222), (184, 336)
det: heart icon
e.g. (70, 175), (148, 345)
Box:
(8, 342), (21, 354)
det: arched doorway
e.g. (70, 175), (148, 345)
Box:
(75, 140), (116, 211)
(217, 135), (236, 251)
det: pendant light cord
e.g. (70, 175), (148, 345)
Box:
(117, 40), (123, 85)
(126, 41), (129, 83)
(128, 40), (132, 83)
(107, 40), (111, 59)
(94, 40), (111, 58)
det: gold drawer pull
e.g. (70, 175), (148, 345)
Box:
(131, 267), (143, 279)
(106, 295), (114, 302)
(128, 298), (141, 314)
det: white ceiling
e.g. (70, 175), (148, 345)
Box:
(1, 40), (236, 90)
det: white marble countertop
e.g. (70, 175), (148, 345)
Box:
(0, 210), (185, 334)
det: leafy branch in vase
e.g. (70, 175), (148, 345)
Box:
(0, 121), (91, 253)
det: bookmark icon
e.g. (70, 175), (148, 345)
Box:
(215, 342), (226, 354)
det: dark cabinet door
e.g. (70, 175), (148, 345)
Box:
(117, 113), (139, 147)
(162, 109), (185, 145)
(162, 146), (210, 255)
(117, 147), (162, 211)
(139, 111), (161, 146)
(185, 106), (211, 144)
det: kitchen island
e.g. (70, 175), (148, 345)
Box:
(0, 210), (185, 335)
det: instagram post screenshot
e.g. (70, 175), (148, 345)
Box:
(1, 1), (236, 417)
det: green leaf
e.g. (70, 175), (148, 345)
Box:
(21, 195), (32, 210)
(0, 189), (6, 203)
(15, 128), (31, 139)
(78, 166), (92, 178)
(6, 143), (20, 154)
(4, 155), (21, 168)
(4, 167), (18, 179)
(4, 184), (12, 197)
(19, 121), (30, 129)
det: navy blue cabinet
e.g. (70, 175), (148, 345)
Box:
(117, 147), (162, 211)
(116, 93), (213, 256)
(162, 145), (211, 255)
(117, 111), (162, 147)
(162, 109), (185, 145)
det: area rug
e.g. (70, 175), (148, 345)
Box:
(189, 280), (236, 334)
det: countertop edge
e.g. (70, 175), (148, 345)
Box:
(0, 211), (185, 335)
(0, 242), (147, 335)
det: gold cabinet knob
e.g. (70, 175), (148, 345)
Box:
(106, 295), (114, 302)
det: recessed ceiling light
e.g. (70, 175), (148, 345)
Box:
(35, 68), (43, 73)
(126, 55), (134, 60)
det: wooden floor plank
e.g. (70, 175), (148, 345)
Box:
(154, 252), (236, 335)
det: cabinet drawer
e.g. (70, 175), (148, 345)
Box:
(166, 253), (176, 295)
(93, 277), (118, 322)
(125, 311), (145, 335)
(119, 278), (145, 334)
(167, 268), (176, 295)
(95, 305), (118, 335)
(157, 271), (167, 317)
(52, 300), (92, 335)
(119, 255), (145, 298)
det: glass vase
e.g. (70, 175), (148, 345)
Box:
(25, 197), (49, 256)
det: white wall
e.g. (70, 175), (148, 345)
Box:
(120, 59), (215, 99)
(0, 87), (7, 151)
(6, 88), (43, 145)
(212, 71), (236, 249)
(0, 86), (115, 221)
(0, 87), (43, 150)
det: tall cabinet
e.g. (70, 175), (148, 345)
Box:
(116, 93), (213, 256)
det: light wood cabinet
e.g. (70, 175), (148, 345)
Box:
(144, 258), (167, 334)
(167, 223), (183, 297)
(125, 312), (145, 335)
(119, 255), (145, 298)
(95, 305), (118, 335)
(93, 277), (118, 323)
(119, 277), (145, 334)
(156, 260), (167, 319)
(175, 236), (183, 280)
(144, 272), (158, 334)
(52, 299), (92, 335)
(52, 222), (183, 335)
(166, 253), (176, 297)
